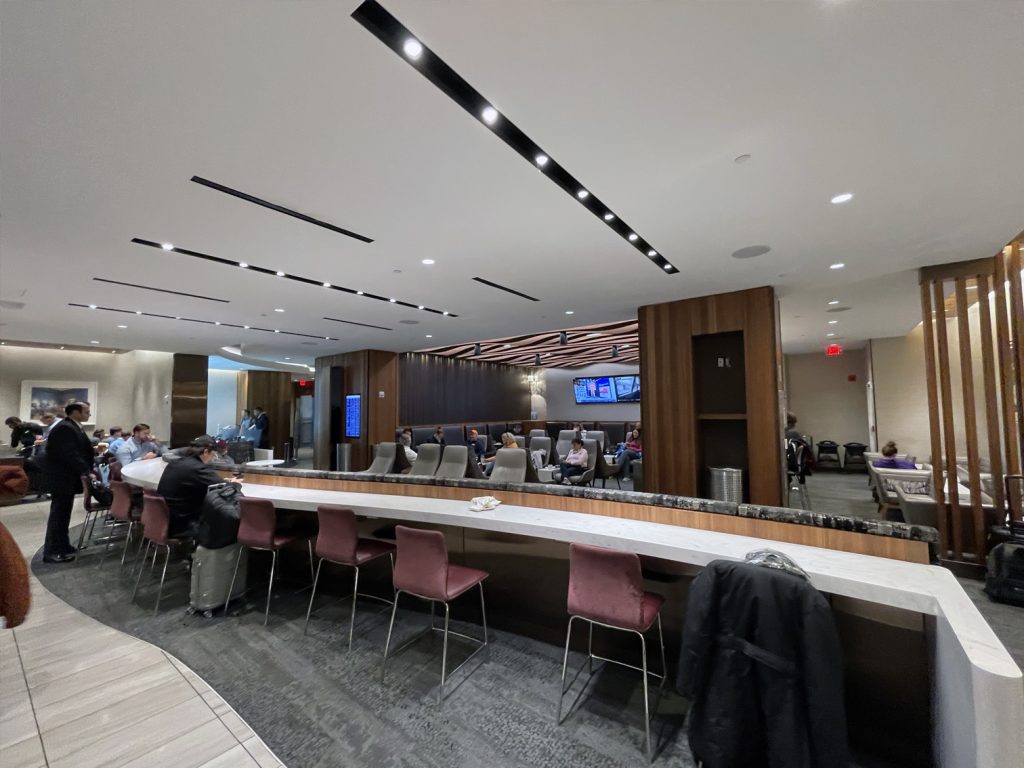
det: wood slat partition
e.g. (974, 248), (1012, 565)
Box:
(919, 237), (1023, 569)
(245, 471), (929, 564)
(237, 371), (294, 459)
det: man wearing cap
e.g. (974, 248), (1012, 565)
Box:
(156, 435), (238, 537)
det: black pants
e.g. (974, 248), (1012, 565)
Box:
(45, 492), (76, 556)
(559, 463), (585, 480)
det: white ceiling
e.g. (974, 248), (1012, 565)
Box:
(2, 0), (1023, 366)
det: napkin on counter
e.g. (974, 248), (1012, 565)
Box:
(469, 496), (502, 512)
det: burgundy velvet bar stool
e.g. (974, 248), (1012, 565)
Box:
(382, 525), (489, 703)
(557, 542), (667, 761)
(303, 505), (396, 649)
(130, 493), (189, 616)
(225, 497), (314, 625)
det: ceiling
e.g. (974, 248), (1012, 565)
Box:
(2, 1), (1023, 367)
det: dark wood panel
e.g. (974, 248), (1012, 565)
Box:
(170, 353), (207, 448)
(918, 282), (947, 554)
(398, 353), (530, 426)
(993, 253), (1020, 475)
(238, 371), (293, 460)
(367, 350), (399, 448)
(932, 280), (962, 559)
(977, 273), (1005, 510)
(954, 278), (984, 557)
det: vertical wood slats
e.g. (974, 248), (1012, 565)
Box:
(954, 278), (985, 559)
(977, 273), (1005, 511)
(932, 280), (963, 560)
(919, 282), (947, 554)
(1009, 242), (1024, 467)
(993, 252), (1020, 477)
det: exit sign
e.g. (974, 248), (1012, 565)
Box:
(825, 344), (844, 356)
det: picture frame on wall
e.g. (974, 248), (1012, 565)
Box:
(20, 380), (98, 423)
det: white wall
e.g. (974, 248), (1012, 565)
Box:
(541, 363), (642, 422)
(0, 346), (174, 437)
(785, 349), (870, 446)
(206, 369), (239, 434)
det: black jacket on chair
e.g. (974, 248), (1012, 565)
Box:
(44, 418), (94, 495)
(677, 560), (849, 768)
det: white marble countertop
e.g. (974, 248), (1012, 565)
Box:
(124, 459), (1023, 767)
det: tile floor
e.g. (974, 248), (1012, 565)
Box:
(0, 501), (285, 768)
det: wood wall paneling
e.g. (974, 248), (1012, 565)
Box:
(918, 283), (947, 554)
(953, 278), (984, 557)
(931, 280), (962, 559)
(237, 370), (293, 459)
(169, 353), (208, 448)
(993, 253), (1020, 475)
(1010, 242), (1024, 466)
(976, 273), (1005, 510)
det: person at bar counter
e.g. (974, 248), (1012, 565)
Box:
(5, 416), (43, 456)
(252, 406), (270, 449)
(466, 429), (485, 461)
(559, 437), (589, 483)
(872, 441), (916, 469)
(156, 434), (239, 537)
(41, 402), (94, 563)
(429, 427), (445, 445)
(114, 423), (165, 465)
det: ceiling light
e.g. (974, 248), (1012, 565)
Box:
(628, 233), (638, 241)
(276, 270), (285, 277)
(59, 346), (64, 349)
(443, 311), (449, 316)
(474, 343), (481, 356)
(111, 350), (116, 353)
(587, 333), (602, 337)
(243, 325), (250, 329)
(88, 304), (97, 309)
(504, 344), (511, 348)
(389, 298), (396, 303)
(90, 340), (99, 344)
(421, 259), (434, 265)
(116, 324), (127, 329)
(604, 213), (614, 221)
(214, 321), (221, 325)
(830, 193), (854, 204)
(402, 38), (423, 59)
(663, 264), (672, 270)
(324, 337), (329, 340)
(322, 282), (331, 288)
(648, 250), (657, 257)
(161, 243), (173, 251)
(425, 334), (432, 338)
(828, 320), (838, 325)
(274, 329), (280, 333)
(274, 308), (285, 312)
(577, 190), (589, 199)
(135, 310), (142, 315)
(284, 357), (290, 360)
(239, 262), (248, 268)
(826, 333), (836, 338)
(481, 106), (498, 124)
(418, 305), (424, 310)
(357, 290), (364, 295)
(830, 263), (845, 270)
(828, 299), (840, 305)
(565, 310), (574, 315)
(535, 154), (548, 167)
(559, 331), (568, 346)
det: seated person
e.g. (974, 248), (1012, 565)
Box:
(466, 429), (485, 460)
(559, 438), (589, 483)
(785, 413), (803, 442)
(572, 422), (587, 439)
(429, 426), (445, 445)
(511, 423), (524, 436)
(399, 433), (417, 464)
(39, 413), (58, 435)
(91, 429), (107, 445)
(401, 427), (415, 446)
(615, 428), (642, 477)
(5, 417), (43, 456)
(106, 427), (125, 455)
(484, 433), (517, 476)
(115, 423), (166, 465)
(872, 441), (916, 469)
(156, 435), (238, 537)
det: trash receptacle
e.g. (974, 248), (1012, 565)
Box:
(708, 467), (743, 503)
(334, 443), (352, 472)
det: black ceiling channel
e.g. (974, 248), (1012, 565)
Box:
(472, 277), (540, 302)
(92, 277), (230, 304)
(323, 316), (393, 331)
(351, 1), (678, 275)
(190, 176), (374, 243)
(131, 237), (457, 317)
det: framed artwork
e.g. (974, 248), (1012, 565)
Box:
(19, 380), (98, 422)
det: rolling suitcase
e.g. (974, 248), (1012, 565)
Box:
(189, 543), (247, 617)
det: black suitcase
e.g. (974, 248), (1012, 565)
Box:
(196, 483), (243, 549)
(984, 523), (1024, 607)
(225, 440), (254, 465)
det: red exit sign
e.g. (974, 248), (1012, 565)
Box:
(825, 344), (844, 356)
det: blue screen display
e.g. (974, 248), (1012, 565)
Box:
(344, 394), (361, 438)
(573, 377), (617, 404)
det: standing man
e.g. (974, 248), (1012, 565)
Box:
(43, 402), (94, 563)
(39, 413), (58, 435)
(252, 406), (270, 450)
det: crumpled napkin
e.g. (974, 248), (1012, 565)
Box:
(469, 495), (502, 512)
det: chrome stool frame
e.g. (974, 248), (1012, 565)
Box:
(303, 552), (395, 649)
(225, 540), (315, 625)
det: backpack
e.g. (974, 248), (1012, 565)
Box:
(984, 522), (1024, 607)
(196, 483), (243, 549)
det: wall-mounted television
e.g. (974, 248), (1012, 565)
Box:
(344, 394), (361, 438)
(572, 375), (640, 404)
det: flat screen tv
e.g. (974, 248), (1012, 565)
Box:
(614, 375), (641, 402)
(344, 394), (361, 438)
(572, 375), (641, 404)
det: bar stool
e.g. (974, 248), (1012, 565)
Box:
(382, 525), (489, 703)
(78, 474), (111, 550)
(556, 542), (667, 761)
(98, 480), (141, 568)
(303, 505), (396, 649)
(130, 493), (189, 615)
(225, 497), (314, 625)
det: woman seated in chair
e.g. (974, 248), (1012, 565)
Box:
(559, 438), (589, 483)
(614, 428), (642, 477)
(872, 441), (916, 469)
(483, 433), (517, 477)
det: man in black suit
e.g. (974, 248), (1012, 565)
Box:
(42, 401), (94, 563)
(252, 406), (270, 450)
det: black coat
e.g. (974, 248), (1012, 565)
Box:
(44, 418), (94, 495)
(254, 413), (270, 449)
(677, 560), (849, 768)
(156, 454), (224, 536)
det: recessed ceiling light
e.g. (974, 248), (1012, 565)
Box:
(243, 325), (250, 329)
(565, 310), (574, 315)
(421, 259), (435, 265)
(175, 316), (181, 320)
(425, 334), (432, 338)
(535, 154), (548, 167)
(830, 263), (845, 270)
(116, 324), (127, 329)
(88, 304), (97, 309)
(648, 250), (657, 257)
(274, 329), (280, 333)
(135, 310), (142, 315)
(622, 344), (629, 349)
(828, 299), (840, 305)
(826, 333), (836, 338)
(504, 344), (511, 348)
(90, 340), (99, 344)
(215, 321), (221, 325)
(828, 320), (838, 325)
(276, 271), (285, 277)
(604, 213), (614, 221)
(239, 262), (248, 268)
(402, 38), (423, 59)
(443, 311), (449, 316)
(284, 357), (290, 360)
(577, 190), (589, 199)
(830, 193), (854, 204)
(628, 233), (638, 241)
(274, 308), (285, 312)
(356, 290), (364, 295)
(481, 106), (498, 124)
(161, 243), (173, 251)
(322, 282), (331, 288)
(389, 298), (396, 303)
(417, 305), (424, 310)
(587, 333), (602, 337)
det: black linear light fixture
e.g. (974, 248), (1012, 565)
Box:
(131, 238), (457, 317)
(323, 316), (392, 331)
(92, 277), (230, 303)
(191, 176), (374, 243)
(471, 277), (540, 302)
(70, 303), (337, 341)
(351, 0), (678, 275)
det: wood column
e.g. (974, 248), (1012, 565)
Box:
(236, 371), (294, 459)
(169, 354), (208, 448)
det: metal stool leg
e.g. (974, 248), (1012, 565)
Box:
(264, 549), (278, 626)
(347, 566), (360, 651)
(120, 521), (135, 566)
(478, 582), (488, 645)
(154, 545), (171, 616)
(439, 601), (451, 704)
(224, 546), (243, 616)
(303, 557), (324, 635)
(639, 631), (652, 761)
(657, 615), (667, 688)
(77, 509), (92, 550)
(307, 539), (315, 583)
(382, 590), (402, 682)
(131, 540), (151, 602)
(588, 621), (594, 673)
(556, 615), (577, 723)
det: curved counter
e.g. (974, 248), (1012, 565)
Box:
(123, 459), (1023, 768)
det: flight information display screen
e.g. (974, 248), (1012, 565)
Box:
(344, 394), (361, 438)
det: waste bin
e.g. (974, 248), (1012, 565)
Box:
(334, 443), (352, 472)
(708, 467), (743, 503)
